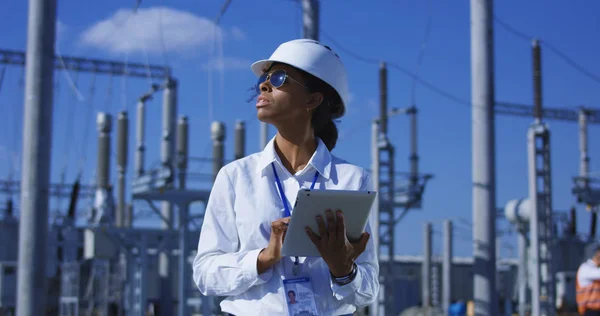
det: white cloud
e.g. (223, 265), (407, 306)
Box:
(79, 7), (239, 55)
(230, 26), (246, 41)
(202, 56), (251, 71)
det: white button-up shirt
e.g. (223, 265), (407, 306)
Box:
(192, 136), (379, 316)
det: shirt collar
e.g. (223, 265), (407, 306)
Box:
(255, 136), (332, 180)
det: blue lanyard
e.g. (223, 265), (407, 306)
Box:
(271, 162), (319, 218)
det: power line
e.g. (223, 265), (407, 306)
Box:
(493, 15), (600, 85)
(410, 0), (434, 106)
(320, 30), (473, 108)
(157, 0), (170, 68)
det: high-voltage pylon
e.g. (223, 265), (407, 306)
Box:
(371, 62), (433, 316)
(500, 40), (599, 315)
(527, 39), (555, 316)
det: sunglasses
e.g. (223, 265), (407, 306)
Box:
(256, 69), (308, 93)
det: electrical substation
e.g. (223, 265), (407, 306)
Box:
(1, 0), (600, 315)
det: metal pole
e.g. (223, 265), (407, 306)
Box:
(116, 111), (128, 227)
(442, 220), (452, 314)
(528, 37), (555, 316)
(96, 113), (112, 190)
(177, 116), (189, 316)
(470, 0), (497, 314)
(370, 120), (381, 316)
(517, 228), (528, 316)
(16, 0), (57, 314)
(379, 62), (388, 135)
(579, 108), (589, 186)
(422, 222), (432, 308)
(177, 116), (189, 189)
(301, 0), (319, 40)
(409, 106), (419, 188)
(160, 77), (177, 316)
(532, 40), (542, 121)
(212, 122), (225, 180)
(234, 120), (246, 160)
(260, 122), (268, 150)
(135, 100), (146, 177)
(178, 201), (189, 316)
(527, 128), (541, 315)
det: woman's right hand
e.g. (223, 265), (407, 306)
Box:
(257, 217), (290, 274)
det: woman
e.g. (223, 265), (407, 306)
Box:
(193, 39), (379, 316)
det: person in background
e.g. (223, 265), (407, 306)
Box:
(448, 300), (467, 316)
(192, 39), (379, 316)
(576, 245), (600, 315)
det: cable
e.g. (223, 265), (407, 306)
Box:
(157, 0), (170, 68)
(320, 30), (473, 108)
(60, 70), (79, 183)
(410, 0), (434, 106)
(77, 73), (97, 177)
(207, 0), (234, 124)
(493, 15), (600, 85)
(104, 74), (113, 113)
(55, 43), (85, 102)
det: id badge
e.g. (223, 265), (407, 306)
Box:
(282, 276), (319, 316)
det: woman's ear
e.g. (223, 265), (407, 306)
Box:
(306, 92), (324, 110)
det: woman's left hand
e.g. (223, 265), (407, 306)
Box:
(305, 209), (370, 277)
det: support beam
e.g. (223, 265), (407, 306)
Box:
(495, 102), (600, 124)
(470, 0), (497, 314)
(16, 0), (57, 314)
(0, 48), (170, 79)
(0, 179), (95, 198)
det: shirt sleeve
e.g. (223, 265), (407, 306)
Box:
(578, 261), (600, 286)
(329, 171), (380, 306)
(192, 167), (274, 297)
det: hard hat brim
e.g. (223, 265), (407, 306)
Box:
(250, 60), (273, 77)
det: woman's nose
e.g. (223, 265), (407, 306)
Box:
(259, 78), (272, 92)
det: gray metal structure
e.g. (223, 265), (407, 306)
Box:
(234, 120), (246, 160)
(371, 63), (433, 316)
(470, 0), (497, 314)
(527, 39), (555, 316)
(1, 32), (171, 314)
(116, 111), (129, 227)
(16, 0), (57, 314)
(159, 77), (177, 316)
(422, 222), (432, 308)
(442, 220), (452, 314)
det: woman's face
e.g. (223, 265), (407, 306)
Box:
(255, 63), (321, 127)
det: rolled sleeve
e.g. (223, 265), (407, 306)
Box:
(241, 248), (274, 284)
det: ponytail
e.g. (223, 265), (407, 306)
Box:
(297, 65), (344, 151)
(316, 119), (338, 151)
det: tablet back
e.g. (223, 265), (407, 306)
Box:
(281, 189), (377, 258)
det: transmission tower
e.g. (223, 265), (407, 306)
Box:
(371, 62), (434, 316)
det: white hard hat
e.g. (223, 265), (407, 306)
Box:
(250, 39), (349, 118)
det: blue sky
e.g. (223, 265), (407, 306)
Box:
(0, 0), (599, 258)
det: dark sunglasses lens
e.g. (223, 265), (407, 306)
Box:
(256, 73), (268, 93)
(270, 70), (286, 88)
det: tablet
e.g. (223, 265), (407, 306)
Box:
(281, 189), (378, 258)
